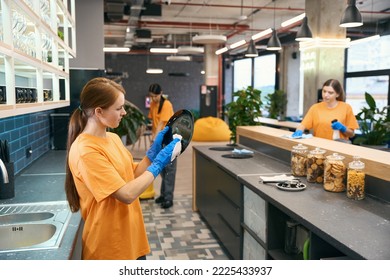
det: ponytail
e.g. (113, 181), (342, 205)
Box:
(65, 109), (87, 212)
(158, 95), (165, 114)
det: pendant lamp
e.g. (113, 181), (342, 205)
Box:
(267, 29), (282, 51)
(266, 0), (282, 51)
(296, 16), (313, 41)
(146, 50), (163, 74)
(340, 0), (363, 28)
(245, 39), (258, 57)
(245, 1), (258, 57)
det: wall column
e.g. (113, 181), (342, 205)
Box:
(300, 0), (349, 115)
(204, 44), (219, 86)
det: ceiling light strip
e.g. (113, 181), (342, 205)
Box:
(251, 28), (273, 41)
(103, 47), (130, 53)
(146, 68), (163, 74)
(150, 48), (178, 54)
(281, 13), (305, 27)
(215, 47), (228, 55)
(230, 39), (246, 49)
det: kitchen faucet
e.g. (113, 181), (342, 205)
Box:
(0, 158), (9, 184)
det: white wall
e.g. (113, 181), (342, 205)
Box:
(283, 45), (301, 118)
(70, 0), (105, 69)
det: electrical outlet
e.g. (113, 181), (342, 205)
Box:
(26, 147), (32, 158)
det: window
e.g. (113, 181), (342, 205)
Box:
(347, 35), (390, 72)
(233, 58), (252, 93)
(254, 54), (276, 102)
(345, 75), (389, 114)
(345, 35), (390, 115)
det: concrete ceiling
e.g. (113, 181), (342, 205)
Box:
(104, 0), (390, 55)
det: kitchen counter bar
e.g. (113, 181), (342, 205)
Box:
(193, 145), (390, 259)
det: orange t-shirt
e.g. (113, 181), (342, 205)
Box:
(68, 132), (150, 259)
(148, 98), (174, 135)
(301, 101), (359, 140)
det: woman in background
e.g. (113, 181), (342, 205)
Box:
(64, 77), (180, 259)
(292, 79), (359, 140)
(148, 83), (177, 209)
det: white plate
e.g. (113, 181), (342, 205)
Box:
(276, 182), (306, 192)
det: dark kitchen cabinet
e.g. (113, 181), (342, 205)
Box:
(195, 152), (242, 259)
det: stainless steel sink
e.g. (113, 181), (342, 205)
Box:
(0, 212), (54, 224)
(0, 201), (72, 253)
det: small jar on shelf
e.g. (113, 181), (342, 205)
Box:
(347, 156), (365, 200)
(291, 143), (308, 177)
(324, 153), (346, 192)
(306, 147), (326, 183)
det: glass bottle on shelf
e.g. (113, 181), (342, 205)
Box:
(347, 156), (365, 200)
(284, 219), (300, 255)
(291, 143), (308, 177)
(306, 147), (326, 183)
(324, 153), (346, 192)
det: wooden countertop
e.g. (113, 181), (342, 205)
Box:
(237, 126), (390, 182)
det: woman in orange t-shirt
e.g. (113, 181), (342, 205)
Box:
(292, 79), (359, 141)
(148, 83), (176, 209)
(65, 77), (180, 259)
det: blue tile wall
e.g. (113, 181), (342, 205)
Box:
(0, 110), (54, 175)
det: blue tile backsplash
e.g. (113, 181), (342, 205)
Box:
(0, 110), (55, 175)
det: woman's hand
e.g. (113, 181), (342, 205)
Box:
(292, 130), (303, 138)
(146, 126), (169, 161)
(331, 121), (347, 133)
(147, 138), (181, 178)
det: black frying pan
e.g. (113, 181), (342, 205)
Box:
(162, 109), (194, 154)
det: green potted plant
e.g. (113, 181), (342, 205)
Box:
(353, 92), (390, 148)
(264, 89), (287, 120)
(225, 86), (263, 144)
(109, 100), (148, 145)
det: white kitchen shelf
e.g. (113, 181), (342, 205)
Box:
(0, 0), (75, 118)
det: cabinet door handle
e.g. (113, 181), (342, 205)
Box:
(217, 213), (240, 237)
(217, 189), (240, 210)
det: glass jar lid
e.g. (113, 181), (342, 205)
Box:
(309, 147), (326, 155)
(292, 143), (308, 151)
(349, 156), (365, 169)
(326, 152), (345, 161)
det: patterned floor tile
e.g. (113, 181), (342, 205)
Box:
(141, 194), (229, 260)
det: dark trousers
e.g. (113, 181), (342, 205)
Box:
(160, 158), (177, 201)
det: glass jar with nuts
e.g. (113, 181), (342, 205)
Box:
(291, 143), (308, 177)
(347, 156), (365, 200)
(306, 147), (326, 183)
(324, 153), (346, 192)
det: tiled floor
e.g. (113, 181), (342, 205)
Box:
(141, 195), (229, 260)
(130, 138), (230, 260)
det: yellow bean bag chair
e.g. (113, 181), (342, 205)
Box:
(192, 117), (231, 141)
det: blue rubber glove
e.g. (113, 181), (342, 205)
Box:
(147, 138), (181, 178)
(291, 130), (303, 138)
(146, 126), (169, 161)
(331, 121), (347, 133)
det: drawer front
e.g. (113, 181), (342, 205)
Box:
(217, 188), (241, 234)
(243, 186), (267, 242)
(214, 213), (241, 259)
(243, 229), (266, 260)
(214, 165), (241, 206)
